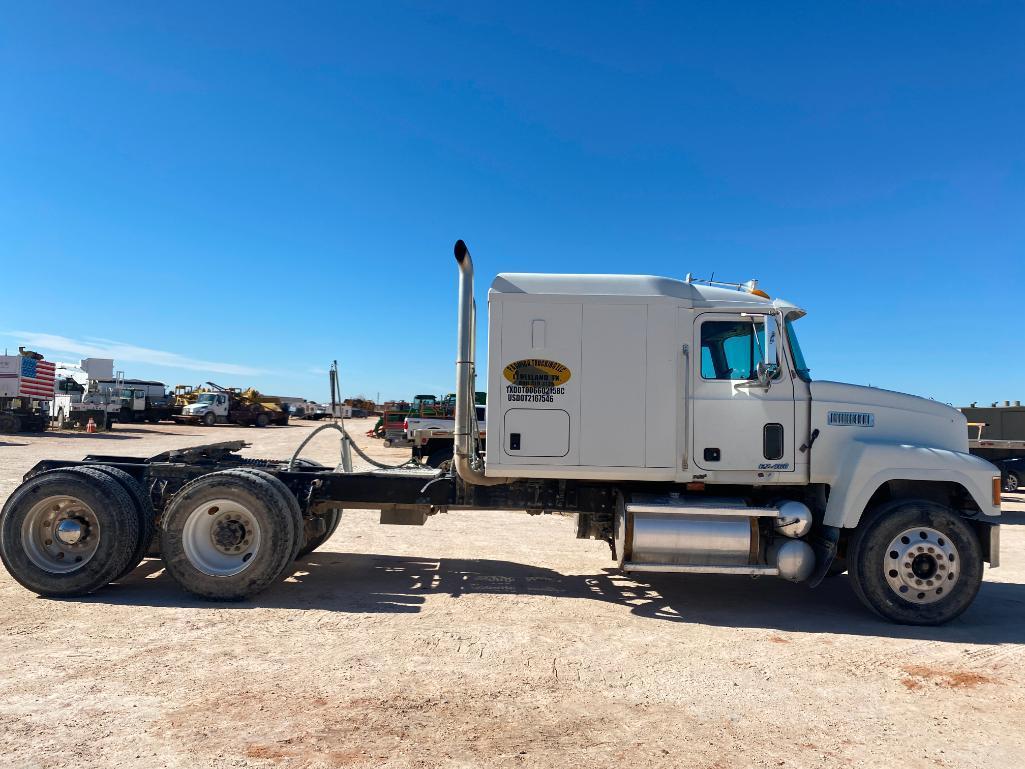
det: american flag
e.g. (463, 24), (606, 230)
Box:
(18, 356), (56, 398)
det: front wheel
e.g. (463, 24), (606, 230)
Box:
(255, 413), (270, 428)
(848, 499), (982, 625)
(1004, 473), (1020, 493)
(203, 412), (216, 427)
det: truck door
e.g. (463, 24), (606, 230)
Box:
(132, 390), (145, 412)
(691, 312), (796, 473)
(215, 394), (228, 416)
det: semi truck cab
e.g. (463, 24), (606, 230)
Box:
(481, 272), (998, 523)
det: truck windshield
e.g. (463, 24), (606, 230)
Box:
(785, 318), (811, 381)
(197, 393), (217, 404)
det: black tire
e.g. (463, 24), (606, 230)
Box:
(231, 468), (305, 561)
(289, 461), (336, 557)
(848, 499), (983, 625)
(203, 412), (216, 427)
(0, 469), (139, 597)
(424, 444), (454, 469)
(296, 509), (342, 558)
(255, 413), (270, 428)
(159, 469), (298, 601)
(1004, 473), (1020, 494)
(83, 465), (157, 581)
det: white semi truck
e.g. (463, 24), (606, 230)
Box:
(0, 241), (1001, 625)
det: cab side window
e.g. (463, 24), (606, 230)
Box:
(700, 320), (756, 380)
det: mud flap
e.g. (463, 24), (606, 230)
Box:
(807, 524), (840, 588)
(969, 519), (1000, 568)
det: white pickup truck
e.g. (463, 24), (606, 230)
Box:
(403, 404), (487, 467)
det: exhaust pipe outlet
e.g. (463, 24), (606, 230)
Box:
(453, 240), (508, 486)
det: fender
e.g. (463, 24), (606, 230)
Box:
(822, 440), (1000, 528)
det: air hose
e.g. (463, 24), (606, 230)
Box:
(286, 421), (421, 472)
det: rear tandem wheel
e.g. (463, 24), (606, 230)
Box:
(159, 469), (301, 601)
(296, 508), (342, 558)
(0, 468), (140, 597)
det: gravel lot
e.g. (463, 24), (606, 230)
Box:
(1, 419), (1023, 769)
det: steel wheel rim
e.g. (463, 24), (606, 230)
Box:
(883, 526), (959, 604)
(1006, 475), (1019, 493)
(20, 495), (101, 574)
(182, 498), (262, 577)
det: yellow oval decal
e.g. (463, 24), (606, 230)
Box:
(503, 359), (571, 387)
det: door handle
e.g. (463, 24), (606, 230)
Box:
(733, 380), (769, 391)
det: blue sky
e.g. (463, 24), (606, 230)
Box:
(2, 2), (1022, 404)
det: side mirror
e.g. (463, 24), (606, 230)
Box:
(756, 361), (779, 387)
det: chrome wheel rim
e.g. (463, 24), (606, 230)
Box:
(21, 495), (101, 573)
(1006, 474), (1019, 493)
(182, 498), (262, 577)
(884, 526), (959, 604)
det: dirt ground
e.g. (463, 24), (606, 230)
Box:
(1, 419), (1023, 769)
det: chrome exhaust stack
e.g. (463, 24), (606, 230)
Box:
(453, 240), (508, 485)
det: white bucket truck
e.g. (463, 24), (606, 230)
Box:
(51, 358), (121, 429)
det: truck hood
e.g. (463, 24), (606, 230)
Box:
(810, 381), (967, 452)
(182, 404), (209, 414)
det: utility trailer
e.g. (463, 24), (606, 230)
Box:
(0, 241), (1004, 625)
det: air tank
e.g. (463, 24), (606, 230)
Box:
(768, 539), (816, 582)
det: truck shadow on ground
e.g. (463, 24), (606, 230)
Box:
(109, 427), (204, 437)
(25, 431), (141, 441)
(92, 552), (1025, 644)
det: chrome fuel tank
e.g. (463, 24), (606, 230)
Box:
(615, 495), (755, 568)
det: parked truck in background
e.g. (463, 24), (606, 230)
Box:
(0, 240), (1002, 626)
(50, 359), (122, 430)
(962, 401), (1025, 492)
(0, 349), (55, 433)
(404, 404), (487, 467)
(114, 380), (176, 424)
(177, 382), (289, 427)
(295, 401), (332, 419)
